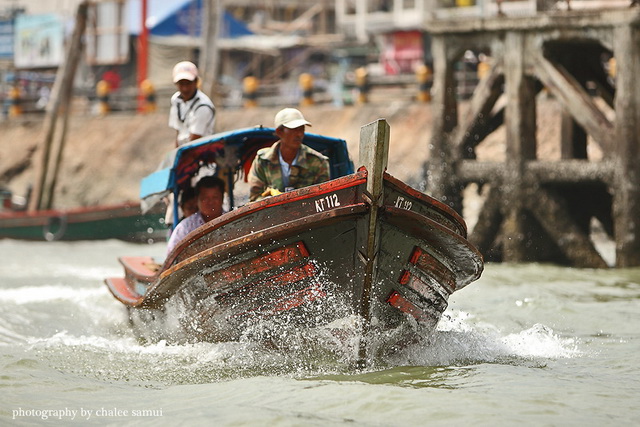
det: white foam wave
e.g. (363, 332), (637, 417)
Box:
(0, 324), (29, 345)
(0, 264), (119, 281)
(28, 330), (237, 357)
(410, 310), (582, 364)
(500, 323), (581, 359)
(0, 285), (105, 304)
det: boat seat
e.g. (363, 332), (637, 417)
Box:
(119, 256), (160, 282)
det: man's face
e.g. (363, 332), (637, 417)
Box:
(197, 186), (223, 222)
(276, 125), (305, 152)
(176, 79), (197, 100)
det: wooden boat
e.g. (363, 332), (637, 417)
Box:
(0, 200), (166, 242)
(105, 120), (483, 361)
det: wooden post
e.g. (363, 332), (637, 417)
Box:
(136, 0), (148, 112)
(427, 35), (460, 211)
(613, 24), (640, 267)
(44, 79), (75, 210)
(357, 118), (390, 367)
(533, 52), (613, 153)
(560, 111), (587, 159)
(28, 2), (88, 212)
(200, 0), (222, 108)
(453, 60), (504, 156)
(502, 32), (537, 262)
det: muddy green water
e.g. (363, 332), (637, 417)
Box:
(1, 240), (638, 426)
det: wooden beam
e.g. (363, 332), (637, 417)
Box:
(532, 52), (614, 153)
(357, 118), (390, 367)
(525, 160), (615, 185)
(427, 35), (461, 210)
(560, 110), (587, 159)
(526, 188), (608, 268)
(200, 0), (223, 107)
(502, 32), (537, 262)
(453, 60), (505, 157)
(28, 1), (88, 212)
(613, 25), (640, 267)
(458, 159), (615, 185)
(469, 185), (503, 258)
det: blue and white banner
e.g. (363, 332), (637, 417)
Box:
(0, 19), (14, 59)
(14, 14), (64, 68)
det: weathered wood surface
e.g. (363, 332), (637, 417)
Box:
(613, 25), (640, 267)
(533, 52), (613, 153)
(426, 6), (640, 267)
(357, 118), (390, 366)
(29, 1), (88, 212)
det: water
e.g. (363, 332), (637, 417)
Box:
(1, 239), (639, 426)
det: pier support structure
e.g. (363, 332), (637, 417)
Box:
(425, 9), (640, 267)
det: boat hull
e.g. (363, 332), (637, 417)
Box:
(106, 171), (483, 349)
(0, 202), (166, 242)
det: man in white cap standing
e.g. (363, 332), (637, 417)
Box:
(248, 108), (329, 201)
(168, 61), (215, 148)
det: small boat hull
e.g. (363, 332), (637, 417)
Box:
(106, 172), (482, 349)
(104, 121), (483, 362)
(0, 202), (166, 242)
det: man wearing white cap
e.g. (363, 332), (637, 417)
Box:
(168, 61), (215, 147)
(248, 108), (329, 201)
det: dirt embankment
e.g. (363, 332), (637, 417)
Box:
(0, 98), (565, 209)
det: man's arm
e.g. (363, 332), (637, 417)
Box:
(316, 158), (330, 184)
(248, 158), (268, 202)
(166, 220), (188, 255)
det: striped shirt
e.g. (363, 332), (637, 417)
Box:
(166, 212), (205, 255)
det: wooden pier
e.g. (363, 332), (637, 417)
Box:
(424, 7), (640, 268)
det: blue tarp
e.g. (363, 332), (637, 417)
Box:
(139, 127), (354, 213)
(149, 0), (252, 38)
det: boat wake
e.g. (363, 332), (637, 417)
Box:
(12, 309), (582, 386)
(0, 281), (581, 386)
(389, 310), (582, 368)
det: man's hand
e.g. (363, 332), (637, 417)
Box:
(261, 187), (282, 198)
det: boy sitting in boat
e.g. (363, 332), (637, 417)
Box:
(247, 108), (330, 201)
(166, 176), (225, 254)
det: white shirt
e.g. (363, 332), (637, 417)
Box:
(168, 89), (215, 146)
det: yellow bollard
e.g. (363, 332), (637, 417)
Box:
(608, 57), (616, 79)
(96, 80), (110, 115)
(140, 79), (156, 113)
(416, 65), (432, 103)
(8, 86), (22, 118)
(477, 60), (491, 80)
(299, 73), (314, 106)
(355, 67), (369, 104)
(243, 76), (259, 108)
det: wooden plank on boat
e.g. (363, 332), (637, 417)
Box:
(119, 256), (159, 282)
(357, 118), (390, 366)
(104, 277), (144, 306)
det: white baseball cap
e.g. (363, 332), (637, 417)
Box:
(172, 61), (198, 83)
(274, 108), (312, 129)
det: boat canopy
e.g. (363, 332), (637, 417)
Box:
(140, 126), (354, 213)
